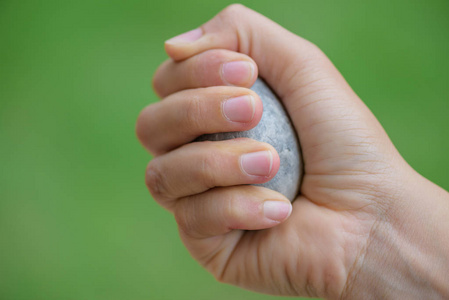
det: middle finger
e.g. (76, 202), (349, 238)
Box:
(136, 86), (263, 155)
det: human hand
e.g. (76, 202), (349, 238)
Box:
(137, 5), (449, 299)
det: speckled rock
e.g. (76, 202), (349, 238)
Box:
(197, 78), (303, 201)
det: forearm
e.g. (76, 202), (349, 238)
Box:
(342, 170), (449, 299)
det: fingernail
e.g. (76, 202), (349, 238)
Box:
(221, 61), (255, 86)
(240, 151), (273, 177)
(263, 201), (292, 222)
(165, 28), (203, 44)
(222, 95), (255, 123)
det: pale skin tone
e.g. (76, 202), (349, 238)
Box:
(136, 5), (449, 299)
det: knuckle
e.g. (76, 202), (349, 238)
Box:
(151, 74), (161, 97)
(221, 3), (248, 18)
(304, 41), (327, 61)
(225, 194), (244, 221)
(173, 199), (199, 238)
(296, 40), (328, 67)
(136, 106), (151, 141)
(194, 152), (217, 189)
(135, 109), (146, 142)
(151, 60), (170, 97)
(216, 4), (250, 26)
(174, 202), (190, 233)
(152, 77), (163, 99)
(145, 159), (169, 199)
(136, 105), (158, 155)
(182, 95), (205, 133)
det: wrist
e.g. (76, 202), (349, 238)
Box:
(341, 167), (449, 299)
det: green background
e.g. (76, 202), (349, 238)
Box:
(1, 0), (448, 299)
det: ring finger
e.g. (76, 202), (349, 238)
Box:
(146, 138), (280, 210)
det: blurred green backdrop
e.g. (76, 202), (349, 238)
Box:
(1, 0), (448, 299)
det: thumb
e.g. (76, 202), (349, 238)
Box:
(164, 4), (398, 175)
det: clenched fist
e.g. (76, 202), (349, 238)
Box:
(136, 5), (449, 299)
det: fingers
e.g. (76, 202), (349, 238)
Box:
(164, 4), (325, 99)
(174, 186), (292, 239)
(162, 4), (395, 175)
(136, 87), (263, 156)
(153, 49), (257, 98)
(146, 138), (280, 210)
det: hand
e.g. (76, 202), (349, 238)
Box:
(136, 5), (449, 299)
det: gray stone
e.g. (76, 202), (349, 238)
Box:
(197, 78), (303, 201)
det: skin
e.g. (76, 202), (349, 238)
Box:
(136, 5), (449, 299)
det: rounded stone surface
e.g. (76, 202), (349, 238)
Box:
(197, 78), (303, 201)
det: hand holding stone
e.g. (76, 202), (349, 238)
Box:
(137, 5), (449, 299)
